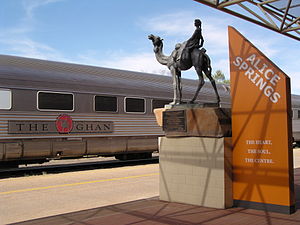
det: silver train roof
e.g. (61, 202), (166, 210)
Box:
(1, 54), (299, 107)
(0, 54), (230, 104)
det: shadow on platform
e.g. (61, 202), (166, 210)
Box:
(12, 168), (300, 225)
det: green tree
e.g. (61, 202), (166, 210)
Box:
(207, 70), (230, 84)
(213, 70), (225, 82)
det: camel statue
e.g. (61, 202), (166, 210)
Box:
(148, 34), (220, 106)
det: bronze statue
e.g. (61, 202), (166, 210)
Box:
(148, 19), (220, 106)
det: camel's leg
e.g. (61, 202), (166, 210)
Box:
(170, 67), (178, 105)
(190, 68), (205, 103)
(205, 67), (220, 105)
(176, 70), (182, 104)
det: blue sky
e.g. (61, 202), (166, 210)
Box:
(1, 0), (300, 94)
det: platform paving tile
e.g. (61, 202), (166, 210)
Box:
(13, 168), (300, 225)
(13, 198), (300, 225)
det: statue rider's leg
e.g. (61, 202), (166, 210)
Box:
(190, 67), (205, 103)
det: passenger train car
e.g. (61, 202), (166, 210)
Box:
(0, 54), (299, 167)
(292, 96), (300, 146)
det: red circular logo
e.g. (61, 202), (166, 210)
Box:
(56, 114), (73, 134)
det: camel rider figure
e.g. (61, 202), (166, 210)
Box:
(180, 19), (205, 68)
(186, 19), (204, 50)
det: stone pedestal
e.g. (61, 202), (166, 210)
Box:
(156, 106), (233, 209)
(159, 136), (232, 208)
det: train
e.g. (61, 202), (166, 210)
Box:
(0, 54), (299, 168)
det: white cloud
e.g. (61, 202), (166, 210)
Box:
(202, 17), (230, 49)
(290, 72), (300, 94)
(0, 0), (67, 61)
(72, 12), (233, 79)
(77, 51), (171, 75)
(0, 27), (32, 37)
(141, 11), (196, 36)
(141, 11), (232, 73)
(142, 11), (231, 49)
(1, 4), (299, 95)
(0, 38), (66, 61)
(248, 37), (281, 59)
(282, 54), (300, 94)
(22, 0), (64, 19)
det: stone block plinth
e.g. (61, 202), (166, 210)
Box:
(159, 136), (233, 209)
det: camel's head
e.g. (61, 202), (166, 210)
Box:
(148, 34), (163, 53)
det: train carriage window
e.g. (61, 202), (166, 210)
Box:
(0, 89), (12, 109)
(298, 110), (300, 119)
(152, 99), (170, 111)
(38, 91), (74, 111)
(95, 96), (117, 112)
(125, 97), (145, 113)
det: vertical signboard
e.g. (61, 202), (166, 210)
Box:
(229, 27), (295, 213)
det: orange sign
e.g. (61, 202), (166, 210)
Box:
(229, 27), (295, 213)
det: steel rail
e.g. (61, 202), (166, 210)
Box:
(0, 157), (159, 179)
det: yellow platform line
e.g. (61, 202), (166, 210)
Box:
(0, 172), (159, 195)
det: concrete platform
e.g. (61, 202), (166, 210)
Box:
(14, 167), (300, 225)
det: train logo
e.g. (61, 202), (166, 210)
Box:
(8, 116), (114, 134)
(56, 114), (73, 134)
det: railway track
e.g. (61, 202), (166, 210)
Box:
(0, 156), (159, 179)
